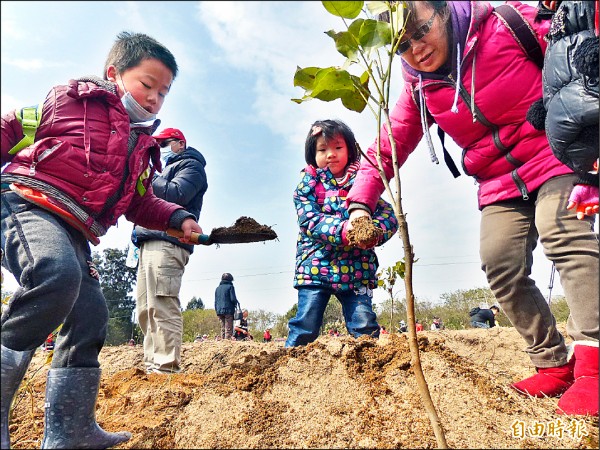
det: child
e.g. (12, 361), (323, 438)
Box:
(285, 119), (398, 347)
(1, 31), (202, 448)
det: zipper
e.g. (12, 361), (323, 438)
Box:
(29, 143), (61, 176)
(511, 170), (529, 201)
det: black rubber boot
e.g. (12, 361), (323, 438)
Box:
(1, 344), (36, 450)
(41, 368), (131, 449)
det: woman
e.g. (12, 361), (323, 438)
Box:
(346, 1), (598, 416)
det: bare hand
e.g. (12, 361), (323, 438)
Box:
(179, 218), (203, 243)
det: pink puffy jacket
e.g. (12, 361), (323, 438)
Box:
(1, 78), (181, 236)
(347, 1), (572, 212)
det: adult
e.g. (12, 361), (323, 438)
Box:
(234, 309), (253, 341)
(346, 1), (598, 416)
(469, 306), (499, 329)
(134, 127), (208, 374)
(214, 273), (238, 340)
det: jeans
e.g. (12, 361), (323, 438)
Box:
(471, 321), (490, 329)
(1, 192), (107, 368)
(480, 174), (599, 368)
(285, 286), (380, 347)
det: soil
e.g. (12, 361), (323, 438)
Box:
(209, 216), (278, 245)
(346, 216), (383, 247)
(9, 326), (598, 449)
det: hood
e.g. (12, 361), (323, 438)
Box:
(167, 145), (207, 168)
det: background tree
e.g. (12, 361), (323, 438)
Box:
(186, 296), (205, 310)
(182, 309), (220, 341)
(92, 248), (137, 346)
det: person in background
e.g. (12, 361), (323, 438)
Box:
(285, 119), (398, 347)
(234, 309), (253, 341)
(263, 328), (272, 343)
(1, 31), (202, 449)
(380, 325), (390, 335)
(345, 1), (598, 417)
(133, 127), (208, 374)
(469, 306), (499, 329)
(415, 320), (423, 332)
(398, 320), (408, 333)
(214, 273), (238, 340)
(430, 317), (442, 331)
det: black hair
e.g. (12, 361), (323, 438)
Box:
(221, 273), (234, 282)
(304, 119), (360, 168)
(490, 305), (500, 312)
(103, 31), (178, 81)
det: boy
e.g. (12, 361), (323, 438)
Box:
(1, 31), (202, 448)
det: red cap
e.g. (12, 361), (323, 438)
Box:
(154, 128), (186, 145)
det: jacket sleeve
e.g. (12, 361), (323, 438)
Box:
(294, 170), (346, 247)
(125, 181), (184, 231)
(152, 158), (208, 217)
(544, 25), (598, 176)
(1, 110), (23, 167)
(372, 198), (399, 246)
(346, 83), (424, 213)
(229, 286), (238, 307)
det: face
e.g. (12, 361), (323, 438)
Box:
(400, 3), (449, 73)
(161, 139), (185, 153)
(315, 134), (349, 178)
(106, 58), (173, 115)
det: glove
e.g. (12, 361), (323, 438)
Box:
(567, 184), (599, 220)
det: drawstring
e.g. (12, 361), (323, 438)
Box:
(83, 99), (91, 174)
(471, 50), (477, 122)
(450, 43), (461, 113)
(418, 74), (438, 164)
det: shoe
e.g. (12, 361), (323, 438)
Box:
(557, 342), (599, 416)
(511, 357), (575, 397)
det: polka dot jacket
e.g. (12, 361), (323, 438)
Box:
(293, 163), (398, 292)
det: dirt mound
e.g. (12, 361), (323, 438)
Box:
(9, 327), (598, 449)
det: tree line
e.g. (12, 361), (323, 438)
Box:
(1, 247), (569, 345)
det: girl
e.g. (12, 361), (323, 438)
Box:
(285, 119), (398, 347)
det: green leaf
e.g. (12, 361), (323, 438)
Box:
(348, 18), (391, 51)
(366, 1), (389, 16)
(322, 1), (364, 19)
(293, 66), (320, 90)
(325, 30), (360, 61)
(293, 66), (368, 113)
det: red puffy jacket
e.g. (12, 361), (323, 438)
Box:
(1, 77), (181, 239)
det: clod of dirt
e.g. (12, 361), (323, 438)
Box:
(346, 216), (383, 246)
(209, 216), (278, 244)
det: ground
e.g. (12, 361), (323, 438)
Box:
(9, 326), (598, 449)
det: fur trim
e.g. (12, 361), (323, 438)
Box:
(573, 36), (599, 78)
(526, 98), (547, 131)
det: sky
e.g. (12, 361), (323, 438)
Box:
(1, 1), (577, 316)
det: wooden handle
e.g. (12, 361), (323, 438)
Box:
(166, 228), (206, 245)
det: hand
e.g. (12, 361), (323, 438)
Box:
(346, 209), (378, 250)
(179, 218), (203, 243)
(567, 185), (599, 220)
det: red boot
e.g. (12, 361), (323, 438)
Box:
(511, 357), (575, 397)
(557, 343), (599, 416)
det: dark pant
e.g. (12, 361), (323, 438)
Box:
(1, 192), (107, 367)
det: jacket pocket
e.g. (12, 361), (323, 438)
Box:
(156, 266), (183, 297)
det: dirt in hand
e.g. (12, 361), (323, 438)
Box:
(209, 216), (278, 244)
(346, 215), (383, 246)
(9, 326), (598, 449)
